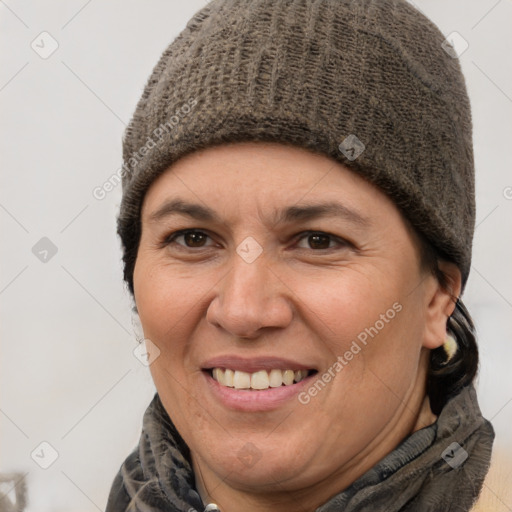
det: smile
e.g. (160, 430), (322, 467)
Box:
(209, 368), (315, 390)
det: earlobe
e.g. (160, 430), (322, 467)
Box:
(422, 262), (462, 350)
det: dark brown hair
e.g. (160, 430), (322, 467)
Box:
(118, 214), (138, 297)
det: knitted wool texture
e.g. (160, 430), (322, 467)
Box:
(118, 0), (475, 293)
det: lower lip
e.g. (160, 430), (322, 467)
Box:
(202, 371), (315, 412)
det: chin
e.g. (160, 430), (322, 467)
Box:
(196, 435), (318, 491)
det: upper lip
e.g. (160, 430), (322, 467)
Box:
(201, 356), (316, 374)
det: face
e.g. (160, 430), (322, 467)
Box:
(133, 142), (453, 505)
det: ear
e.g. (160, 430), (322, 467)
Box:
(422, 262), (462, 350)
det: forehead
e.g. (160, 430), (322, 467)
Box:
(141, 141), (396, 221)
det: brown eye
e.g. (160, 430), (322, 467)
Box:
(307, 234), (331, 250)
(163, 230), (214, 249)
(182, 231), (208, 247)
(295, 231), (349, 251)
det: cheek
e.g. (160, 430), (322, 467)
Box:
(134, 262), (218, 437)
(134, 258), (213, 372)
(298, 268), (423, 399)
(135, 245), (207, 320)
(298, 268), (400, 345)
(266, 271), (426, 475)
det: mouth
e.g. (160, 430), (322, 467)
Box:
(200, 358), (320, 411)
(205, 367), (318, 391)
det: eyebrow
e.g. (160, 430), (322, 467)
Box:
(148, 198), (370, 227)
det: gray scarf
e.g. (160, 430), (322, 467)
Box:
(106, 384), (494, 512)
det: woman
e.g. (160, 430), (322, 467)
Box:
(106, 1), (494, 510)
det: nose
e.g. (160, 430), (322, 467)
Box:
(206, 252), (294, 339)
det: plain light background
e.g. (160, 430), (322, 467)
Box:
(1, 1), (511, 510)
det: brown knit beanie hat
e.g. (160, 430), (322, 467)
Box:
(118, 0), (475, 295)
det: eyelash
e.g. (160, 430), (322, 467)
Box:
(161, 229), (351, 252)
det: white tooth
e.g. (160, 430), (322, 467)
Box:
(294, 370), (302, 383)
(224, 368), (234, 387)
(251, 370), (270, 390)
(213, 368), (225, 385)
(269, 369), (283, 387)
(233, 370), (251, 389)
(301, 370), (309, 380)
(283, 369), (295, 386)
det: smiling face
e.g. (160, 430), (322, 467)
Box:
(133, 141), (456, 510)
